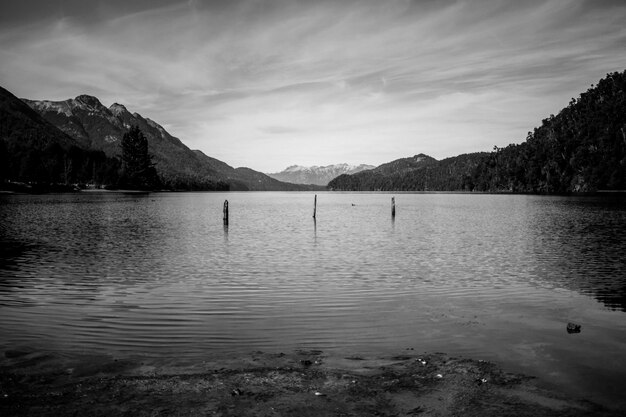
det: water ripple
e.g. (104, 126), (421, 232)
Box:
(1, 192), (626, 405)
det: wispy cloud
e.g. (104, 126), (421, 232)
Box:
(260, 126), (303, 135)
(1, 0), (625, 171)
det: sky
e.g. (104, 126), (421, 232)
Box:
(1, 0), (625, 173)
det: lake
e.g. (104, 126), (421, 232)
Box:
(1, 192), (625, 407)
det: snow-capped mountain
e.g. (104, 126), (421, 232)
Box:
(268, 163), (375, 185)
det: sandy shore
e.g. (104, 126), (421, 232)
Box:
(0, 349), (622, 416)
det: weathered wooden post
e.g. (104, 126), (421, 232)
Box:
(313, 194), (317, 219)
(223, 200), (229, 226)
(391, 196), (396, 218)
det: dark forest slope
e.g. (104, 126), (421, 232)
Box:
(328, 153), (487, 191)
(329, 70), (626, 193)
(471, 71), (626, 193)
(0, 87), (120, 190)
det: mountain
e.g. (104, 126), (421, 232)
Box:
(371, 154), (437, 176)
(328, 153), (486, 191)
(0, 87), (77, 150)
(268, 163), (375, 185)
(22, 94), (311, 191)
(0, 86), (121, 191)
(470, 70), (626, 193)
(329, 70), (626, 193)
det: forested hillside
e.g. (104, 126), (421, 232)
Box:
(471, 71), (626, 192)
(330, 71), (626, 193)
(328, 153), (487, 191)
(0, 86), (121, 191)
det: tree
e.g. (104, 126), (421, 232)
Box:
(119, 125), (160, 190)
(0, 139), (9, 183)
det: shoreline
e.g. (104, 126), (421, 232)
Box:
(1, 349), (621, 416)
(3, 186), (626, 196)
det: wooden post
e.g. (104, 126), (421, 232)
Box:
(391, 196), (396, 218)
(313, 194), (317, 219)
(223, 200), (229, 226)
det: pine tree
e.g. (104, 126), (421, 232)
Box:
(119, 125), (160, 190)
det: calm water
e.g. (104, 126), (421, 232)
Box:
(1, 192), (626, 406)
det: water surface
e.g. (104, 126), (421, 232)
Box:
(1, 192), (625, 407)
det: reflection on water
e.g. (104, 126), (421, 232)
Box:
(1, 192), (626, 407)
(515, 196), (626, 312)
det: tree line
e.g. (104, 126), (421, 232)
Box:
(329, 70), (626, 193)
(1, 124), (229, 192)
(0, 140), (121, 192)
(471, 71), (626, 192)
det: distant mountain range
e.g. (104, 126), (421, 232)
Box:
(0, 86), (317, 191)
(268, 163), (375, 185)
(330, 70), (626, 193)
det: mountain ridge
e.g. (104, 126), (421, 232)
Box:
(268, 163), (375, 185)
(0, 86), (122, 190)
(21, 93), (314, 191)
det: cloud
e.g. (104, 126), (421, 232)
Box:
(1, 0), (625, 171)
(260, 126), (303, 135)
